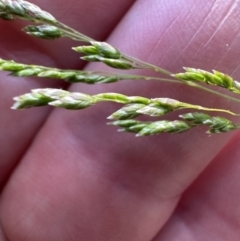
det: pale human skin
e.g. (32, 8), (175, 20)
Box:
(0, 0), (240, 240)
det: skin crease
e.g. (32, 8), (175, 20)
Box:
(0, 0), (240, 240)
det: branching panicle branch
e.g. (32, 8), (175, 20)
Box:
(12, 88), (238, 116)
(0, 58), (182, 84)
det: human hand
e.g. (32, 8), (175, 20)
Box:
(0, 0), (240, 240)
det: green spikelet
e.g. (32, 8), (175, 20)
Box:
(174, 68), (240, 94)
(180, 112), (238, 133)
(23, 25), (63, 39)
(137, 120), (191, 136)
(81, 55), (133, 69)
(73, 46), (100, 55)
(136, 104), (171, 116)
(180, 112), (212, 125)
(49, 93), (95, 110)
(108, 103), (146, 120)
(90, 41), (121, 59)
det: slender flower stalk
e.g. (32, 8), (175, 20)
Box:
(121, 54), (173, 76)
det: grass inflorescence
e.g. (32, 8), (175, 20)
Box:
(1, 0), (240, 136)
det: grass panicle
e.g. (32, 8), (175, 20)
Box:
(1, 0), (240, 137)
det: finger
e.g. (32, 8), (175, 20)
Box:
(153, 132), (240, 241)
(2, 0), (240, 240)
(0, 224), (8, 241)
(0, 0), (135, 187)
